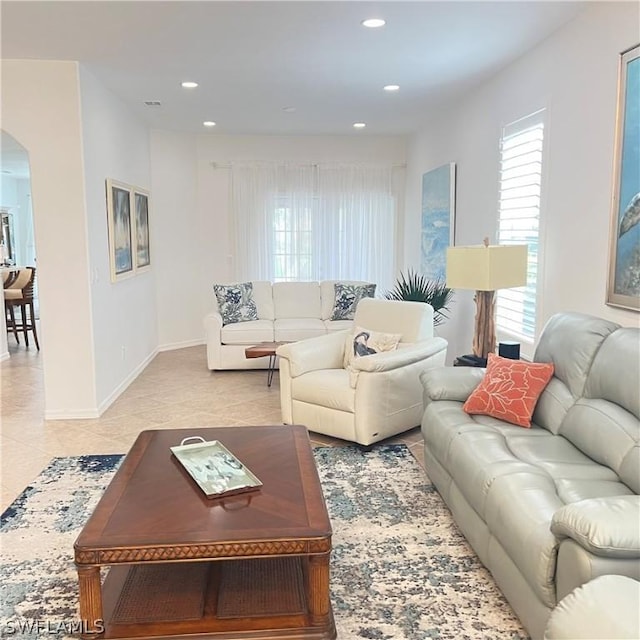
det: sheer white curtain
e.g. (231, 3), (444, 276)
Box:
(231, 162), (396, 289)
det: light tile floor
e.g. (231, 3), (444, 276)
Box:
(0, 341), (425, 512)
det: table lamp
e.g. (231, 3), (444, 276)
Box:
(446, 238), (528, 363)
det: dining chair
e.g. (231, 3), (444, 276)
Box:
(1, 269), (18, 288)
(4, 266), (39, 349)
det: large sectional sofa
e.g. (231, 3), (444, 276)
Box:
(419, 312), (640, 639)
(204, 280), (373, 370)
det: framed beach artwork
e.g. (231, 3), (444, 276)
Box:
(134, 188), (151, 270)
(607, 44), (640, 311)
(421, 163), (456, 280)
(106, 179), (134, 282)
(106, 180), (151, 282)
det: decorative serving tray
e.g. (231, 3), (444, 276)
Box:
(170, 436), (262, 499)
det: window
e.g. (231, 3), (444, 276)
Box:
(496, 109), (545, 344)
(273, 199), (313, 282)
(232, 163), (396, 289)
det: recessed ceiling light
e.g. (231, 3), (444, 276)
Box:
(203, 121), (216, 127)
(181, 81), (199, 89)
(353, 122), (366, 129)
(383, 85), (400, 92)
(282, 106), (297, 113)
(362, 18), (385, 28)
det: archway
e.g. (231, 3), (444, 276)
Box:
(1, 131), (39, 359)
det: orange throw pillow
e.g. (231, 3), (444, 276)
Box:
(463, 353), (554, 427)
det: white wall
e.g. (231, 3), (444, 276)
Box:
(1, 60), (156, 417)
(150, 131), (200, 349)
(79, 66), (157, 410)
(404, 2), (640, 360)
(1, 60), (98, 416)
(151, 133), (407, 348)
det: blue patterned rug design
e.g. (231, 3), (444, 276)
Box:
(1, 445), (527, 639)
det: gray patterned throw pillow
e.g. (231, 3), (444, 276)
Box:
(330, 283), (376, 321)
(213, 282), (258, 326)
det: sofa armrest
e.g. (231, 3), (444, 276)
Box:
(276, 331), (348, 378)
(551, 496), (640, 558)
(419, 366), (485, 402)
(204, 311), (224, 370)
(204, 310), (223, 334)
(351, 338), (448, 373)
(544, 575), (640, 640)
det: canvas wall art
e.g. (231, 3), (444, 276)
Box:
(134, 189), (151, 270)
(607, 44), (640, 310)
(421, 163), (456, 280)
(106, 179), (134, 282)
(106, 179), (151, 282)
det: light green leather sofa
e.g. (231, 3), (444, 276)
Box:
(544, 575), (640, 639)
(419, 313), (640, 640)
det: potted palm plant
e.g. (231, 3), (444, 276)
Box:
(384, 268), (453, 326)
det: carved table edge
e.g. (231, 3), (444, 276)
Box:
(74, 536), (332, 565)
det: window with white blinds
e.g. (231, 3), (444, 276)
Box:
(496, 109), (545, 343)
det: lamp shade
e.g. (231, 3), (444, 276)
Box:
(446, 244), (528, 291)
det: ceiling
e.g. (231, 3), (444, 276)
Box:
(1, 0), (589, 140)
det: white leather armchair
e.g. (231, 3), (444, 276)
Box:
(276, 298), (448, 445)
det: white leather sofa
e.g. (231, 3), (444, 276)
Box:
(204, 280), (374, 370)
(420, 313), (640, 639)
(277, 298), (448, 445)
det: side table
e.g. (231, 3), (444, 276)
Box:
(453, 354), (487, 367)
(244, 341), (290, 387)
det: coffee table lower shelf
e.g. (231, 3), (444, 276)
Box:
(99, 557), (336, 640)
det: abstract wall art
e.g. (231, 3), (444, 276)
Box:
(607, 44), (640, 310)
(421, 163), (456, 281)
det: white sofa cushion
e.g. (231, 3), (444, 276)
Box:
(273, 282), (321, 319)
(324, 320), (353, 333)
(274, 318), (326, 342)
(291, 369), (355, 412)
(220, 319), (274, 345)
(356, 298), (434, 342)
(251, 280), (275, 320)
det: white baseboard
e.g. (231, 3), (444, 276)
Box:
(157, 339), (204, 352)
(43, 349), (160, 420)
(38, 341), (205, 421)
(96, 348), (160, 416)
(0, 350), (10, 362)
(44, 408), (101, 420)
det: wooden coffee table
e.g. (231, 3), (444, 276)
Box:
(74, 425), (335, 639)
(244, 341), (290, 387)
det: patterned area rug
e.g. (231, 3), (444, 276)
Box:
(1, 445), (528, 639)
